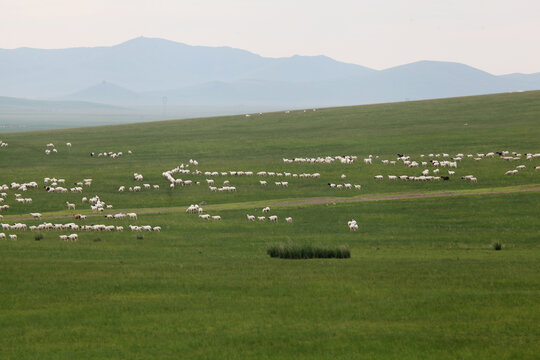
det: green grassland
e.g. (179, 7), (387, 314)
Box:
(0, 92), (539, 359)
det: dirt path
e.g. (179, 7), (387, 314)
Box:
(273, 186), (540, 207)
(5, 185), (540, 222)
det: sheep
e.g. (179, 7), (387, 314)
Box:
(0, 233), (5, 239)
(199, 214), (210, 220)
(285, 217), (293, 223)
(68, 234), (78, 241)
(348, 220), (358, 232)
(116, 226), (124, 232)
(374, 175), (383, 180)
(257, 216), (266, 221)
(246, 214), (255, 221)
(262, 207), (270, 213)
(66, 202), (76, 210)
(30, 213), (42, 219)
(118, 186), (125, 192)
(153, 185), (160, 190)
(259, 180), (267, 186)
(59, 235), (68, 241)
(127, 213), (137, 219)
(354, 185), (362, 190)
(268, 215), (278, 222)
(9, 234), (18, 240)
(66, 142), (72, 147)
(211, 215), (222, 220)
(505, 170), (518, 175)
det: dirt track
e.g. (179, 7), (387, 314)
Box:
(273, 186), (540, 207)
(5, 185), (540, 222)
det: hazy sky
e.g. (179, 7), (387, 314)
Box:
(1, 0), (539, 75)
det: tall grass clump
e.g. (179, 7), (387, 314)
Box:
(492, 241), (503, 251)
(267, 243), (350, 259)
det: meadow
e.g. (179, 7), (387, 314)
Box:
(0, 91), (539, 359)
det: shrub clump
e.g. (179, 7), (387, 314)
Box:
(492, 241), (503, 251)
(137, 235), (144, 240)
(267, 243), (350, 259)
(34, 233), (44, 241)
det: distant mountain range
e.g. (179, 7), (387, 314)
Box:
(1, 36), (540, 110)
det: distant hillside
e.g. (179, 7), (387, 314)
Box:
(64, 81), (139, 105)
(1, 37), (540, 107)
(0, 96), (123, 112)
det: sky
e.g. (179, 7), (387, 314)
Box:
(1, 0), (539, 75)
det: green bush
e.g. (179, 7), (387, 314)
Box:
(34, 233), (44, 241)
(492, 241), (503, 251)
(267, 243), (350, 259)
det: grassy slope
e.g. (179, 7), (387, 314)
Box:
(1, 91), (540, 214)
(0, 92), (539, 359)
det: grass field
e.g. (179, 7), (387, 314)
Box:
(1, 92), (539, 359)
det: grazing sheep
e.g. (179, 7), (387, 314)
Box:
(285, 217), (293, 223)
(246, 214), (255, 221)
(268, 215), (278, 222)
(9, 234), (18, 240)
(257, 216), (266, 221)
(262, 207), (270, 213)
(30, 213), (42, 219)
(66, 202), (75, 210)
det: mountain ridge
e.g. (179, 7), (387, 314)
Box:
(1, 37), (540, 107)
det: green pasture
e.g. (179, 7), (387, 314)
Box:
(0, 91), (539, 359)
